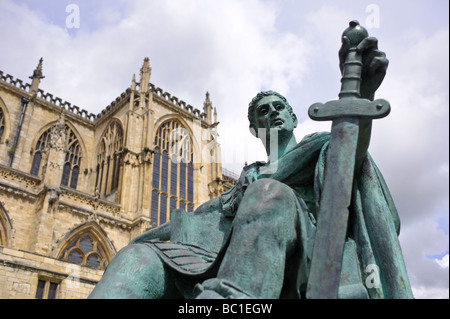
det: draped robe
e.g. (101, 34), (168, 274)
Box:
(132, 132), (413, 299)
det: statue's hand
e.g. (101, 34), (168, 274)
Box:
(339, 36), (389, 101)
(245, 164), (272, 183)
(244, 169), (260, 184)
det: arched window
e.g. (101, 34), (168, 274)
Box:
(0, 224), (4, 246)
(151, 119), (194, 226)
(30, 124), (82, 190)
(95, 121), (124, 199)
(0, 206), (11, 247)
(61, 129), (82, 189)
(30, 127), (51, 176)
(59, 233), (108, 269)
(0, 107), (5, 141)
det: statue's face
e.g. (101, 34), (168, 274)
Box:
(253, 95), (297, 136)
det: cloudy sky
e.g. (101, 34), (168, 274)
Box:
(0, 0), (448, 299)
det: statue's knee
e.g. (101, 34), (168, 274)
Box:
(91, 243), (171, 299)
(109, 243), (162, 273)
(237, 178), (296, 222)
(232, 179), (298, 251)
(116, 243), (147, 260)
(246, 178), (294, 206)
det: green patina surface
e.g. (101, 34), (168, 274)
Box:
(88, 21), (413, 299)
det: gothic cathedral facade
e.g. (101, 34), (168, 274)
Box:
(0, 58), (235, 298)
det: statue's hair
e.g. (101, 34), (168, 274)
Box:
(248, 91), (296, 136)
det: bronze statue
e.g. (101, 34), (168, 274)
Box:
(88, 21), (413, 299)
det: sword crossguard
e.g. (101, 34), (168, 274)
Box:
(309, 99), (390, 121)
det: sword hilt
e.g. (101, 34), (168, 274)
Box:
(339, 20), (368, 99)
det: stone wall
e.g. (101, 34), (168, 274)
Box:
(0, 59), (235, 299)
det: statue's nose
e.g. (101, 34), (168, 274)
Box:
(269, 104), (279, 117)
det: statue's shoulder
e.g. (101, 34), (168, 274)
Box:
(299, 131), (331, 146)
(285, 131), (331, 155)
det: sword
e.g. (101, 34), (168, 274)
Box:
(306, 21), (390, 299)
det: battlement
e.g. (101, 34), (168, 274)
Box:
(0, 70), (97, 122)
(95, 88), (131, 121)
(0, 70), (32, 93)
(0, 69), (207, 125)
(97, 82), (208, 122)
(149, 83), (207, 121)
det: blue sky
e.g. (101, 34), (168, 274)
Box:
(0, 0), (448, 298)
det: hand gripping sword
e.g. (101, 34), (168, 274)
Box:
(306, 21), (390, 299)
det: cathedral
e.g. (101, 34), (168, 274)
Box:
(0, 58), (236, 299)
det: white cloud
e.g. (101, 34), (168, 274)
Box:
(436, 254), (449, 269)
(400, 219), (449, 298)
(412, 285), (449, 299)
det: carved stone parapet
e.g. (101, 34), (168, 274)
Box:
(59, 186), (121, 218)
(0, 164), (41, 192)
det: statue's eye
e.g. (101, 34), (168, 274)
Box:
(275, 103), (284, 111)
(258, 106), (268, 115)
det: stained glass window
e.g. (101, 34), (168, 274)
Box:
(59, 233), (107, 270)
(30, 127), (51, 176)
(152, 148), (160, 188)
(151, 120), (194, 226)
(170, 155), (178, 196)
(188, 162), (194, 203)
(179, 159), (186, 200)
(151, 190), (159, 224)
(161, 151), (169, 193)
(60, 128), (82, 189)
(95, 121), (123, 199)
(30, 151), (42, 176)
(0, 108), (5, 141)
(170, 197), (177, 211)
(160, 193), (167, 225)
(30, 124), (82, 190)
(61, 163), (71, 186)
(70, 166), (79, 189)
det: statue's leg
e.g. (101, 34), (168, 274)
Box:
(88, 243), (180, 299)
(196, 178), (299, 299)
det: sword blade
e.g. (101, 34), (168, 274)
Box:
(306, 117), (359, 299)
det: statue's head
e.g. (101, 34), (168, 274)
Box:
(248, 90), (298, 138)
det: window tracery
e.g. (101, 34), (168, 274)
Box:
(151, 119), (194, 226)
(59, 233), (107, 269)
(0, 107), (5, 141)
(95, 121), (124, 199)
(30, 124), (82, 190)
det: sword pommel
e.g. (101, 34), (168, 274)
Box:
(342, 20), (369, 48)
